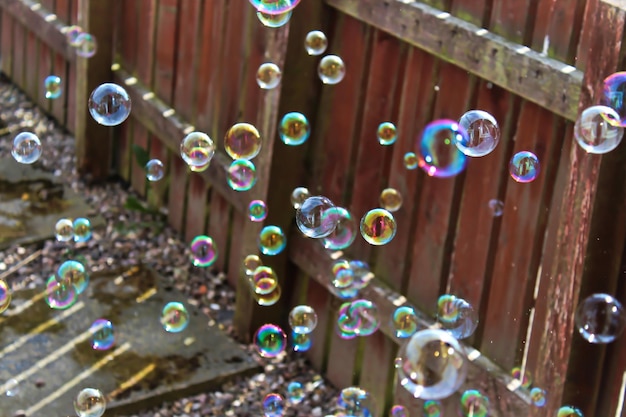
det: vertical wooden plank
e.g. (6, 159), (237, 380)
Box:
(117, 119), (134, 182)
(24, 26), (38, 101)
(305, 278), (332, 372)
(12, 20), (25, 89)
(167, 157), (189, 233)
(358, 332), (396, 416)
(51, 0), (70, 126)
(451, 0), (492, 26)
(1, 7), (13, 77)
(531, 0), (587, 64)
(184, 175), (208, 243)
(37, 36), (53, 113)
(66, 1), (79, 134)
(489, 0), (537, 45)
(207, 193), (233, 274)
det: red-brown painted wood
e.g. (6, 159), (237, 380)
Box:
(531, 0), (587, 64)
(1, 5), (14, 77)
(207, 193), (232, 274)
(24, 28), (39, 102)
(304, 277), (333, 372)
(12, 20), (25, 89)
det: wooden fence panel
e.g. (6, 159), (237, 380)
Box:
(52, 0), (70, 127)
(1, 6), (13, 77)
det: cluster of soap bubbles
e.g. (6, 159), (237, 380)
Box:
(244, 256), (282, 307)
(55, 217), (93, 243)
(262, 380), (310, 416)
(330, 259), (372, 299)
(65, 25), (98, 58)
(336, 299), (380, 339)
(337, 386), (375, 416)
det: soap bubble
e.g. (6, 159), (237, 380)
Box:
(228, 159), (257, 191)
(190, 235), (218, 268)
(12, 132), (42, 164)
(279, 112), (311, 146)
(436, 294), (478, 340)
(392, 305), (419, 338)
(575, 293), (625, 344)
(404, 152), (418, 170)
(296, 196), (338, 238)
(161, 302), (189, 333)
(249, 200), (268, 222)
(57, 260), (89, 295)
(380, 188), (403, 212)
(574, 105), (623, 154)
(225, 123), (262, 160)
(254, 284), (282, 306)
(488, 199), (504, 217)
(146, 159), (165, 181)
(244, 254), (263, 275)
(377, 122), (398, 145)
(287, 381), (305, 404)
(74, 388), (106, 417)
(90, 319), (115, 351)
(75, 32), (97, 58)
(251, 266), (279, 295)
(530, 387), (546, 407)
(55, 218), (74, 242)
(511, 367), (532, 388)
(88, 83), (131, 126)
(291, 186), (311, 209)
(65, 25), (83, 46)
(73, 217), (92, 243)
(601, 72), (626, 126)
(457, 110), (500, 157)
(349, 260), (373, 291)
(305, 30), (328, 55)
(509, 151), (540, 183)
(338, 299), (380, 337)
(291, 331), (311, 352)
(318, 55), (346, 85)
(360, 208), (397, 245)
(249, 0), (301, 15)
(45, 275), (77, 310)
(0, 280), (11, 314)
(390, 405), (408, 417)
(180, 131), (215, 172)
(424, 400), (442, 417)
(331, 259), (353, 289)
(289, 305), (318, 334)
(263, 393), (285, 417)
(44, 75), (62, 99)
(258, 225), (287, 255)
(257, 10), (292, 27)
(257, 63), (282, 89)
(321, 207), (357, 250)
(460, 389), (489, 417)
(395, 328), (468, 400)
(417, 120), (468, 178)
(254, 324), (287, 357)
(337, 386), (375, 417)
(4, 378), (19, 397)
(557, 406), (584, 417)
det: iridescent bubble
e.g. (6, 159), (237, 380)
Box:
(248, 200), (268, 222)
(74, 388), (106, 417)
(65, 25), (83, 46)
(530, 387), (546, 407)
(436, 294), (478, 340)
(224, 123), (262, 160)
(575, 293), (625, 344)
(287, 381), (305, 404)
(511, 367), (532, 389)
(350, 299), (380, 336)
(57, 260), (89, 295)
(263, 393), (285, 417)
(244, 254), (263, 275)
(336, 317), (358, 340)
(251, 266), (279, 295)
(45, 275), (77, 310)
(457, 110), (500, 157)
(254, 284), (282, 306)
(360, 208), (397, 245)
(574, 105), (624, 154)
(321, 207), (357, 250)
(557, 406), (584, 417)
(377, 122), (397, 145)
(73, 217), (92, 243)
(257, 10), (292, 27)
(88, 83), (131, 126)
(488, 199), (504, 217)
(296, 196), (338, 238)
(0, 280), (11, 314)
(417, 120), (468, 178)
(4, 378), (19, 397)
(44, 75), (62, 99)
(292, 331), (311, 352)
(279, 112), (311, 146)
(404, 152), (418, 170)
(90, 319), (115, 351)
(228, 159), (257, 191)
(395, 328), (468, 400)
(190, 235), (218, 268)
(509, 151), (540, 183)
(75, 32), (97, 58)
(12, 132), (42, 164)
(291, 187), (311, 209)
(390, 405), (408, 417)
(460, 389), (489, 417)
(380, 188), (403, 212)
(305, 30), (328, 56)
(349, 260), (373, 291)
(601, 72), (626, 126)
(337, 386), (375, 417)
(254, 324), (287, 358)
(249, 0), (301, 15)
(180, 131), (215, 172)
(161, 302), (189, 333)
(318, 55), (346, 85)
(424, 400), (442, 417)
(393, 305), (419, 338)
(258, 225), (287, 255)
(257, 63), (282, 89)
(146, 159), (165, 181)
(289, 305), (318, 334)
(332, 265), (354, 290)
(55, 218), (74, 242)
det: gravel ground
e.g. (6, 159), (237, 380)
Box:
(0, 78), (341, 416)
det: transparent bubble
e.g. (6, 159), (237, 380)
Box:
(511, 367), (532, 388)
(377, 122), (398, 145)
(12, 132), (42, 164)
(90, 319), (115, 351)
(530, 387), (546, 407)
(289, 305), (318, 334)
(88, 83), (131, 126)
(296, 196), (338, 238)
(305, 30), (328, 56)
(74, 388), (106, 417)
(161, 302), (189, 333)
(380, 188), (403, 212)
(65, 25), (83, 46)
(244, 254), (263, 275)
(574, 105), (624, 154)
(190, 235), (218, 267)
(575, 293), (625, 344)
(254, 324), (287, 357)
(263, 393), (285, 417)
(488, 199), (504, 217)
(258, 225), (287, 255)
(75, 32), (97, 58)
(45, 275), (77, 310)
(436, 294), (478, 340)
(360, 208), (397, 245)
(404, 152), (418, 170)
(424, 401), (441, 417)
(224, 123), (262, 160)
(44, 75), (62, 99)
(57, 260), (89, 295)
(601, 72), (626, 127)
(279, 112), (311, 146)
(417, 120), (468, 178)
(55, 218), (74, 242)
(257, 63), (282, 89)
(146, 159), (165, 181)
(348, 260), (373, 292)
(0, 279), (10, 314)
(337, 299), (380, 337)
(251, 266), (279, 295)
(393, 305), (419, 338)
(254, 284), (282, 306)
(4, 378), (19, 397)
(249, 0), (301, 15)
(395, 328), (468, 400)
(318, 55), (346, 85)
(249, 200), (268, 222)
(333, 267), (354, 290)
(321, 207), (357, 250)
(73, 217), (92, 243)
(460, 389), (489, 417)
(457, 110), (500, 157)
(291, 187), (311, 209)
(291, 331), (311, 352)
(287, 381), (305, 404)
(557, 406), (584, 417)
(337, 387), (375, 417)
(509, 151), (540, 183)
(257, 10), (292, 27)
(390, 405), (408, 417)
(227, 159), (257, 191)
(180, 131), (215, 172)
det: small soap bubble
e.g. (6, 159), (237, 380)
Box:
(73, 217), (92, 243)
(557, 406), (584, 417)
(146, 159), (165, 181)
(225, 123), (262, 160)
(337, 299), (380, 337)
(161, 302), (189, 333)
(291, 187), (311, 209)
(254, 324), (287, 357)
(457, 110), (500, 157)
(65, 25), (83, 46)
(258, 225), (287, 255)
(511, 367), (532, 388)
(289, 305), (318, 334)
(4, 378), (19, 397)
(488, 199), (504, 217)
(393, 305), (419, 338)
(88, 83), (131, 126)
(190, 235), (218, 268)
(249, 200), (268, 222)
(509, 151), (540, 183)
(380, 188), (403, 212)
(57, 260), (89, 295)
(257, 10), (292, 27)
(349, 260), (372, 291)
(263, 393), (285, 417)
(417, 120), (468, 178)
(332, 267), (354, 290)
(601, 72), (626, 126)
(395, 329), (468, 400)
(44, 75), (62, 99)
(337, 387), (375, 417)
(291, 331), (312, 352)
(460, 389), (489, 417)
(244, 254), (263, 275)
(228, 159), (257, 191)
(279, 112), (311, 146)
(12, 132), (42, 164)
(574, 105), (624, 154)
(254, 284), (282, 306)
(305, 30), (328, 56)
(404, 152), (418, 170)
(75, 32), (97, 58)
(287, 381), (305, 404)
(575, 293), (625, 344)
(257, 63), (282, 89)
(45, 275), (77, 310)
(377, 122), (398, 145)
(318, 55), (346, 85)
(0, 279), (11, 314)
(424, 400), (442, 417)
(360, 208), (397, 245)
(55, 218), (74, 242)
(249, 0), (301, 15)
(321, 207), (357, 250)
(180, 131), (215, 172)
(251, 266), (279, 295)
(74, 388), (106, 417)
(90, 319), (115, 351)
(296, 196), (338, 238)
(390, 405), (408, 417)
(436, 294), (478, 340)
(530, 387), (546, 407)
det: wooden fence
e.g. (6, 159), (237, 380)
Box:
(1, 0), (626, 416)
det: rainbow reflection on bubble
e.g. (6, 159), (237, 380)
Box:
(258, 225), (287, 256)
(321, 207), (357, 250)
(249, 0), (302, 15)
(228, 159), (257, 191)
(424, 400), (442, 417)
(392, 305), (419, 338)
(57, 260), (89, 295)
(338, 387), (375, 417)
(460, 389), (489, 417)
(511, 367), (532, 389)
(0, 279), (11, 314)
(190, 235), (218, 267)
(45, 275), (77, 310)
(73, 217), (92, 243)
(251, 266), (279, 295)
(279, 112), (311, 146)
(360, 208), (397, 245)
(263, 393), (285, 417)
(390, 405), (407, 417)
(557, 406), (584, 417)
(44, 75), (62, 99)
(254, 324), (287, 358)
(436, 294), (478, 340)
(377, 122), (398, 145)
(248, 200), (268, 222)
(287, 381), (305, 404)
(404, 152), (418, 170)
(601, 72), (626, 127)
(257, 10), (292, 27)
(224, 122), (262, 160)
(90, 319), (115, 351)
(291, 331), (312, 352)
(509, 151), (540, 183)
(530, 387), (546, 407)
(417, 120), (468, 178)
(161, 302), (189, 333)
